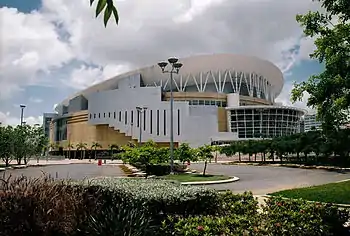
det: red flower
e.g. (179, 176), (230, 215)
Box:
(276, 202), (282, 206)
(197, 226), (204, 231)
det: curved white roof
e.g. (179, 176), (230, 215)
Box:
(60, 54), (283, 106)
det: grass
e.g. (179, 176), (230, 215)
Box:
(270, 180), (350, 205)
(161, 173), (231, 182)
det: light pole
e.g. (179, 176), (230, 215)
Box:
(158, 57), (183, 173)
(136, 106), (147, 146)
(20, 104), (26, 126)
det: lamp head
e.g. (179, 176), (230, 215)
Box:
(173, 62), (183, 69)
(157, 61), (168, 72)
(168, 57), (178, 64)
(20, 104), (26, 108)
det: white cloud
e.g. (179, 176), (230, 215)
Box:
(63, 64), (131, 89)
(275, 81), (315, 114)
(0, 111), (43, 126)
(0, 7), (73, 100)
(0, 0), (322, 112)
(29, 97), (43, 103)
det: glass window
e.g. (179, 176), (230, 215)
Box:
(205, 100), (210, 105)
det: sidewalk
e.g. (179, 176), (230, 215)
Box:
(0, 159), (123, 168)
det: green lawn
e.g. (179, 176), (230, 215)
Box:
(270, 180), (350, 205)
(161, 173), (230, 182)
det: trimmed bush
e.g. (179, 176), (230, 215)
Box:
(83, 178), (220, 217)
(145, 164), (171, 176)
(262, 197), (350, 236)
(162, 191), (264, 235)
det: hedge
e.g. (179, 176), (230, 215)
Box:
(1, 176), (349, 236)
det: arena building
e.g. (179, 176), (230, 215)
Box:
(45, 54), (305, 151)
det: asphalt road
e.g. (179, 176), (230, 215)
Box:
(3, 163), (350, 195)
(3, 164), (124, 180)
(190, 163), (350, 195)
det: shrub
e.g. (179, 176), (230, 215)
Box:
(145, 164), (171, 176)
(0, 176), (84, 236)
(83, 178), (220, 218)
(162, 191), (264, 236)
(262, 197), (350, 236)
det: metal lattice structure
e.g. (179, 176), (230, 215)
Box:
(147, 70), (276, 103)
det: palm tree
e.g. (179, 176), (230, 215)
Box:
(91, 142), (102, 160)
(108, 144), (119, 160)
(76, 142), (87, 160)
(67, 142), (74, 159)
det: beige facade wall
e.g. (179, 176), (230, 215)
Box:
(217, 107), (228, 132)
(51, 111), (179, 150)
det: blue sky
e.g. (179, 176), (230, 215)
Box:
(0, 0), (323, 125)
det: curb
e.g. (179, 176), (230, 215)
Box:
(264, 194), (350, 208)
(224, 162), (350, 172)
(181, 176), (240, 185)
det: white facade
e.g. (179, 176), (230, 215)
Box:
(87, 75), (236, 147)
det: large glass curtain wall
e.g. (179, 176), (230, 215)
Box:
(54, 118), (68, 141)
(230, 108), (302, 138)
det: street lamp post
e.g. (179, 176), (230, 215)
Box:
(20, 104), (26, 126)
(136, 107), (147, 146)
(158, 57), (183, 174)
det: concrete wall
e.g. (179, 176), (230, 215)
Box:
(86, 77), (227, 147)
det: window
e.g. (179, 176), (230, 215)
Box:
(137, 110), (140, 127)
(104, 113), (106, 118)
(98, 113), (101, 118)
(114, 112), (116, 119)
(177, 109), (180, 135)
(94, 113), (96, 119)
(119, 111), (121, 122)
(131, 110), (134, 124)
(89, 114), (92, 119)
(163, 110), (166, 135)
(150, 110), (153, 134)
(143, 110), (146, 131)
(108, 112), (111, 118)
(125, 111), (127, 125)
(157, 110), (160, 135)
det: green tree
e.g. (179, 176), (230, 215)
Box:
(291, 0), (350, 131)
(197, 145), (213, 176)
(0, 126), (14, 167)
(76, 142), (88, 160)
(90, 0), (119, 27)
(108, 144), (119, 160)
(174, 143), (196, 164)
(91, 142), (103, 160)
(67, 142), (74, 159)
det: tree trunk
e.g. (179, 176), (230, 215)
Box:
(238, 152), (241, 162)
(203, 160), (208, 176)
(248, 154), (251, 162)
(254, 153), (257, 162)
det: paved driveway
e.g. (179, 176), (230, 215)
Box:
(190, 163), (350, 195)
(3, 164), (124, 180)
